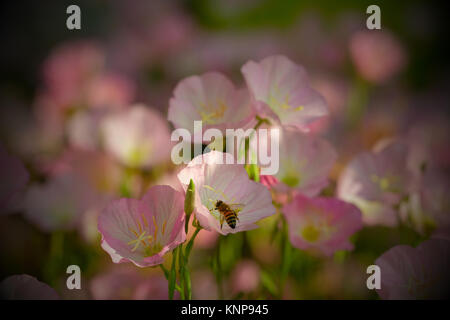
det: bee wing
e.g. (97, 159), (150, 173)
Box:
(228, 203), (244, 210)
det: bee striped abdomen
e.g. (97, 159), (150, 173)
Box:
(223, 210), (237, 229)
(215, 200), (240, 229)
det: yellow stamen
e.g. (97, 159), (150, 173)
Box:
(141, 213), (149, 228)
(152, 216), (158, 242)
(127, 231), (153, 252)
(129, 228), (139, 237)
(162, 220), (167, 235)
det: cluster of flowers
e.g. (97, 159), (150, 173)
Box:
(97, 54), (368, 269)
(0, 35), (448, 299)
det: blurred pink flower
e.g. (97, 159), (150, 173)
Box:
(275, 130), (337, 196)
(337, 140), (412, 226)
(98, 185), (186, 267)
(47, 149), (122, 196)
(231, 260), (260, 294)
(0, 274), (59, 300)
(407, 168), (450, 233)
(432, 225), (450, 242)
(241, 55), (328, 131)
(90, 265), (172, 300)
(375, 239), (450, 299)
(422, 170), (450, 226)
(23, 172), (97, 232)
(309, 74), (350, 133)
(42, 41), (104, 108)
(192, 270), (218, 300)
(177, 151), (276, 235)
(66, 109), (108, 150)
(406, 115), (450, 176)
(151, 170), (185, 193)
(148, 12), (194, 58)
(35, 41), (135, 155)
(101, 104), (171, 168)
(85, 73), (135, 110)
(192, 229), (219, 250)
(168, 72), (255, 143)
(42, 41), (133, 110)
(0, 146), (29, 212)
(283, 194), (363, 256)
(260, 175), (279, 190)
(349, 30), (406, 84)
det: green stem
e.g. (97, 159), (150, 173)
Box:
(279, 217), (292, 298)
(178, 247), (186, 300)
(184, 227), (201, 261)
(166, 225), (201, 300)
(159, 264), (169, 279)
(46, 231), (64, 286)
(215, 237), (224, 299)
(168, 247), (178, 300)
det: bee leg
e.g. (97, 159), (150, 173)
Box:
(220, 214), (224, 230)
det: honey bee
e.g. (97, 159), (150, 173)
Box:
(203, 184), (244, 230)
(215, 200), (242, 229)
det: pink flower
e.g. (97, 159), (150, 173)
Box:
(231, 260), (261, 294)
(407, 168), (450, 233)
(283, 194), (363, 256)
(260, 175), (280, 190)
(23, 172), (97, 232)
(42, 41), (104, 107)
(192, 229), (219, 250)
(0, 146), (29, 212)
(241, 55), (328, 131)
(406, 115), (450, 176)
(85, 73), (135, 110)
(337, 140), (412, 226)
(177, 151), (276, 235)
(349, 30), (406, 84)
(101, 104), (171, 168)
(46, 148), (122, 196)
(98, 185), (186, 267)
(192, 270), (218, 300)
(90, 265), (174, 300)
(0, 274), (59, 300)
(275, 130), (337, 196)
(375, 239), (450, 299)
(35, 41), (135, 154)
(168, 72), (254, 143)
(432, 225), (450, 242)
(66, 109), (105, 150)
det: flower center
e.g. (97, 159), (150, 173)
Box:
(268, 90), (304, 112)
(127, 214), (167, 257)
(370, 174), (399, 193)
(199, 100), (227, 124)
(301, 224), (321, 242)
(282, 174), (300, 187)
